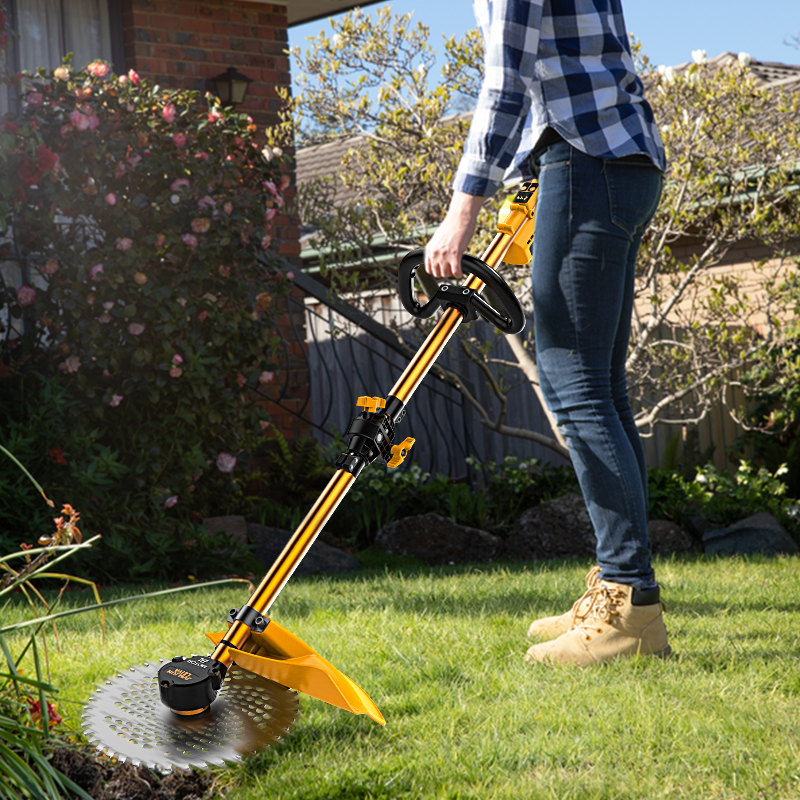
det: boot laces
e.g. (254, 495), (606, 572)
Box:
(571, 582), (626, 629)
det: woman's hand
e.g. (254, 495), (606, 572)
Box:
(424, 192), (486, 278)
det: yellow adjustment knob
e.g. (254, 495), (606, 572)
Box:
(387, 437), (416, 468)
(356, 396), (386, 414)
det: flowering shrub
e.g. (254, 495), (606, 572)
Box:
(0, 58), (290, 579)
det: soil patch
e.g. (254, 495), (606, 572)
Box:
(50, 746), (212, 799)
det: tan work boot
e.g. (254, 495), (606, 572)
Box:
(524, 580), (671, 666)
(527, 566), (601, 640)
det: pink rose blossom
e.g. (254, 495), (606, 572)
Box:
(116, 237), (133, 252)
(169, 366), (183, 378)
(103, 301), (115, 310)
(258, 371), (274, 384)
(90, 263), (104, 282)
(170, 178), (190, 193)
(70, 110), (91, 131)
(265, 208), (278, 222)
(105, 192), (117, 206)
(163, 495), (179, 508)
(16, 285), (36, 307)
(181, 233), (198, 249)
(87, 61), (110, 78)
(59, 355), (81, 374)
(286, 271), (294, 280)
(197, 310), (209, 322)
(208, 109), (223, 123)
(127, 322), (145, 336)
(41, 258), (59, 275)
(26, 91), (44, 107)
(128, 69), (140, 86)
(261, 235), (272, 249)
(216, 452), (237, 473)
(264, 181), (277, 196)
(109, 394), (124, 407)
(191, 218), (210, 234)
(172, 354), (183, 365)
(162, 103), (177, 123)
(198, 195), (216, 211)
(223, 201), (233, 215)
(194, 152), (209, 162)
(172, 132), (186, 147)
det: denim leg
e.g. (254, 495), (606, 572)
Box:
(530, 142), (662, 585)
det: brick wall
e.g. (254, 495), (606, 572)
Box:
(120, 0), (312, 439)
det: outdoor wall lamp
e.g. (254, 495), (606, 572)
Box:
(208, 67), (254, 108)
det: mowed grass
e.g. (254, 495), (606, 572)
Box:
(3, 554), (800, 799)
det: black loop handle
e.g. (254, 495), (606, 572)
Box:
(398, 248), (526, 335)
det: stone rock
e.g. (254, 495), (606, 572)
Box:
(702, 512), (799, 557)
(247, 523), (362, 574)
(648, 520), (699, 555)
(505, 493), (596, 561)
(375, 513), (501, 566)
(203, 515), (248, 545)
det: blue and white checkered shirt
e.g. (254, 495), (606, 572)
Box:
(454, 0), (667, 197)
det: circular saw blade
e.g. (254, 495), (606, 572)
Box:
(81, 659), (299, 771)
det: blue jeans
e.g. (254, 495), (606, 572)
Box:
(530, 140), (663, 585)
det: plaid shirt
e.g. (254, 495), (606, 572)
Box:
(454, 0), (666, 197)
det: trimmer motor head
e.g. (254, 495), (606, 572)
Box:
(82, 658), (298, 771)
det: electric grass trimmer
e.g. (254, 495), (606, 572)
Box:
(81, 180), (539, 770)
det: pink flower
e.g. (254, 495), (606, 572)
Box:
(41, 258), (59, 275)
(169, 366), (183, 378)
(102, 301), (115, 310)
(87, 61), (110, 78)
(116, 237), (133, 252)
(109, 394), (124, 407)
(194, 152), (209, 162)
(26, 91), (44, 107)
(279, 175), (290, 191)
(197, 310), (209, 322)
(114, 161), (127, 179)
(258, 371), (274, 384)
(170, 178), (190, 193)
(59, 355), (81, 374)
(223, 201), (233, 215)
(261, 234), (272, 249)
(98, 313), (111, 323)
(286, 271), (294, 280)
(105, 192), (117, 206)
(198, 195), (216, 211)
(16, 285), (36, 306)
(181, 233), (198, 249)
(208, 109), (223, 123)
(264, 181), (277, 196)
(191, 218), (210, 234)
(128, 69), (140, 86)
(163, 495), (179, 508)
(172, 353), (183, 365)
(127, 322), (145, 336)
(70, 110), (91, 131)
(162, 103), (177, 123)
(127, 154), (142, 168)
(265, 208), (278, 222)
(172, 132), (186, 147)
(216, 452), (237, 473)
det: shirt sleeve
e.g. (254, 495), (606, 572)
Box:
(454, 0), (545, 198)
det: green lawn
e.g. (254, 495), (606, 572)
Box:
(3, 554), (800, 799)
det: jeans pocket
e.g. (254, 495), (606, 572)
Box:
(603, 160), (663, 238)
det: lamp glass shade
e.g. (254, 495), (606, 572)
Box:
(209, 68), (253, 107)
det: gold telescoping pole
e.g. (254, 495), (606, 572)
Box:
(212, 194), (536, 670)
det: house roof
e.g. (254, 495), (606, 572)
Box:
(281, 0), (383, 26)
(671, 52), (800, 89)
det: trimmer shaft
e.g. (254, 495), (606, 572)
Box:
(82, 659), (298, 771)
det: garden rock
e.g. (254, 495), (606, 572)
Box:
(203, 515), (248, 545)
(505, 493), (596, 560)
(375, 513), (501, 565)
(247, 523), (362, 574)
(702, 512), (799, 557)
(648, 520), (698, 555)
